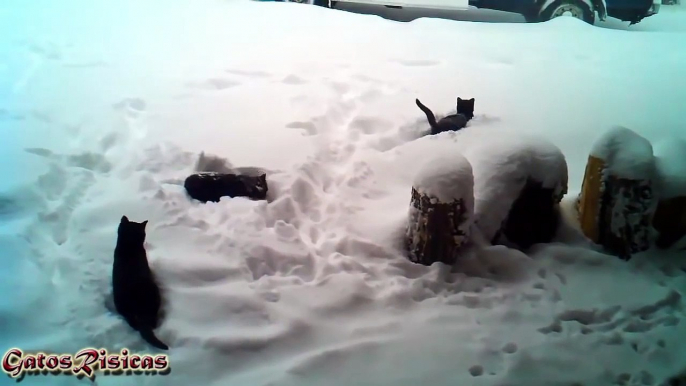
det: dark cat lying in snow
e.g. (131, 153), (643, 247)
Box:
(416, 97), (475, 135)
(184, 151), (270, 203)
(184, 172), (268, 203)
(112, 216), (168, 350)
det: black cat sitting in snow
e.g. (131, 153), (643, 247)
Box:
(416, 97), (475, 135)
(112, 216), (168, 350)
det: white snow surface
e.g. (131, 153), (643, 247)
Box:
(653, 138), (686, 200)
(2, 1), (686, 386)
(413, 153), (474, 206)
(591, 126), (656, 180)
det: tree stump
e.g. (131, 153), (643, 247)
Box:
(577, 127), (657, 259)
(500, 178), (565, 250)
(466, 138), (568, 250)
(653, 138), (686, 249)
(663, 371), (686, 386)
(653, 197), (686, 249)
(184, 172), (268, 203)
(405, 154), (474, 266)
(577, 154), (605, 242)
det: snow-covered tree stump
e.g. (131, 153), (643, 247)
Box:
(577, 127), (657, 259)
(468, 138), (568, 250)
(405, 155), (474, 266)
(653, 138), (686, 249)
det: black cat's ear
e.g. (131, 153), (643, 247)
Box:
(141, 220), (148, 228)
(469, 98), (475, 102)
(121, 215), (129, 223)
(259, 174), (267, 183)
(457, 97), (463, 102)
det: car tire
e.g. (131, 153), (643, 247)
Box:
(538, 0), (595, 24)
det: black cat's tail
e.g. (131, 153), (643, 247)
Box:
(415, 99), (438, 130)
(140, 328), (169, 350)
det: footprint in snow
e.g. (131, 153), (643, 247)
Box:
(392, 58), (441, 67)
(185, 78), (241, 91)
(224, 68), (271, 78)
(282, 75), (307, 85)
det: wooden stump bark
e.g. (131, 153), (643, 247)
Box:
(406, 188), (472, 266)
(405, 155), (474, 266)
(577, 127), (657, 260)
(598, 174), (655, 258)
(577, 155), (605, 243)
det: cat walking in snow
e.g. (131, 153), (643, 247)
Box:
(416, 97), (475, 135)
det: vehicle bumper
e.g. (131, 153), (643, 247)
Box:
(647, 0), (660, 15)
(606, 0), (660, 24)
(469, 0), (537, 14)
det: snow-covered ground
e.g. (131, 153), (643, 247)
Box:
(2, 0), (686, 385)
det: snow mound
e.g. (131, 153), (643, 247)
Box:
(413, 153), (474, 206)
(653, 137), (686, 200)
(591, 126), (655, 180)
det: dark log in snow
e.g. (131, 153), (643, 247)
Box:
(500, 177), (565, 250)
(662, 369), (686, 386)
(577, 127), (657, 259)
(653, 197), (686, 249)
(405, 155), (474, 266)
(184, 172), (268, 203)
(652, 138), (686, 249)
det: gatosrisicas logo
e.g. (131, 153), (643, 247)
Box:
(2, 348), (169, 381)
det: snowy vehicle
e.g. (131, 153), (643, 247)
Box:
(280, 0), (661, 24)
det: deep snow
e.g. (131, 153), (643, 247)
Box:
(2, 0), (686, 386)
